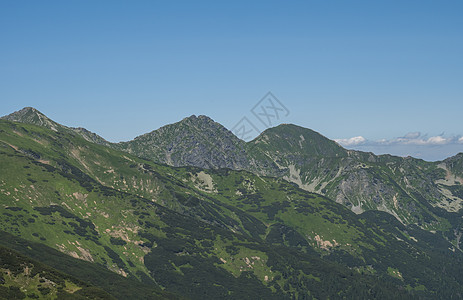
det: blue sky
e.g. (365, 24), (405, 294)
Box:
(1, 1), (462, 160)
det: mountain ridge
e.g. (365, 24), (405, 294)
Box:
(3, 107), (463, 229)
(1, 107), (111, 146)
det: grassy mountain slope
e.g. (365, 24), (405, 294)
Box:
(0, 231), (175, 300)
(1, 119), (463, 298)
(0, 241), (115, 300)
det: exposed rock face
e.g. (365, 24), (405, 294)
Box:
(71, 127), (110, 146)
(115, 115), (271, 172)
(444, 153), (463, 178)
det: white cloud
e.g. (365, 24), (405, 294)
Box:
(367, 132), (456, 146)
(335, 136), (366, 146)
(336, 132), (463, 161)
(426, 136), (448, 145)
(337, 132), (463, 148)
(399, 135), (451, 146)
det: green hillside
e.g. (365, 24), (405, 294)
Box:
(0, 241), (115, 300)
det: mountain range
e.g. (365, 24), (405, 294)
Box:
(5, 107), (463, 227)
(1, 106), (463, 299)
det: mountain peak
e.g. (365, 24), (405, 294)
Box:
(2, 107), (109, 145)
(154, 114), (227, 137)
(19, 106), (40, 113)
(116, 114), (249, 169)
(1, 107), (59, 129)
(252, 123), (347, 157)
(182, 114), (216, 124)
(3, 106), (46, 118)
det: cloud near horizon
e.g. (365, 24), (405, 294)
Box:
(334, 136), (367, 146)
(335, 132), (463, 161)
(335, 132), (463, 147)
